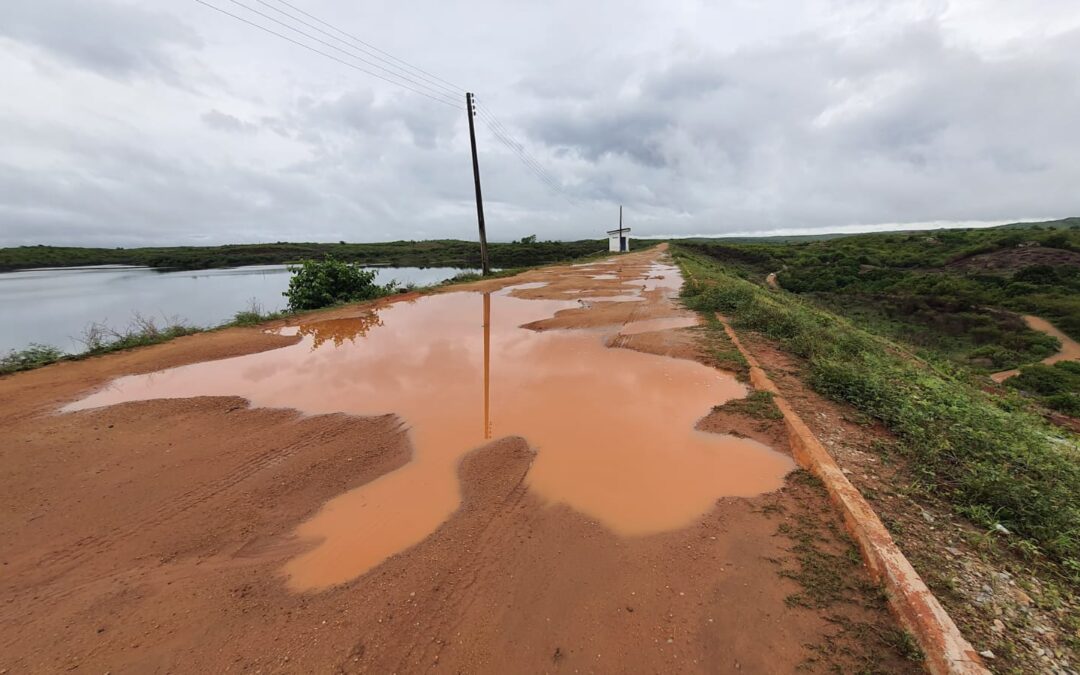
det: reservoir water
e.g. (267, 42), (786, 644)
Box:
(0, 264), (468, 355)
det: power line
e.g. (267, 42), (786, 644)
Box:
(474, 102), (577, 204)
(265, 0), (466, 95)
(475, 107), (558, 183)
(193, 0), (579, 207)
(250, 0), (461, 100)
(475, 104), (564, 188)
(191, 0), (459, 108)
(215, 0), (459, 105)
(484, 120), (576, 204)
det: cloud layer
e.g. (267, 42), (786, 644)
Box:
(1, 0), (1078, 245)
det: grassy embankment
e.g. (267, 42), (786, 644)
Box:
(0, 239), (606, 272)
(0, 304), (284, 376)
(686, 218), (1080, 416)
(673, 246), (1080, 580)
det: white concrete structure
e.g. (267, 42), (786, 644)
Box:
(607, 227), (631, 252)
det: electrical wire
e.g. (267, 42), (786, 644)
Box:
(193, 0), (579, 205)
(264, 0), (466, 94)
(216, 0), (459, 105)
(474, 102), (577, 204)
(191, 0), (459, 108)
(251, 0), (462, 101)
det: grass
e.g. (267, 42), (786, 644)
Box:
(76, 313), (202, 355)
(692, 312), (749, 379)
(227, 299), (290, 327)
(764, 470), (925, 671)
(714, 390), (783, 420)
(674, 246), (1080, 578)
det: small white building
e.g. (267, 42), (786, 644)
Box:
(607, 227), (631, 252)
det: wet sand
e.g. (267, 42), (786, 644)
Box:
(0, 246), (913, 673)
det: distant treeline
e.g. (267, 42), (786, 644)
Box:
(0, 239), (608, 272)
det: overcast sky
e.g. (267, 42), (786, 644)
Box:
(1, 0), (1079, 246)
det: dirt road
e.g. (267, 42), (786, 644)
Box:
(990, 314), (1080, 382)
(0, 247), (916, 673)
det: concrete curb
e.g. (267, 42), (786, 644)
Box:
(718, 316), (988, 675)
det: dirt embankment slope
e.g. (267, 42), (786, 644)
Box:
(0, 248), (917, 673)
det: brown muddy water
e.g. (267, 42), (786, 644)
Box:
(65, 282), (794, 592)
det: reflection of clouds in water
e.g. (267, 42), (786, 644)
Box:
(240, 360), (289, 384)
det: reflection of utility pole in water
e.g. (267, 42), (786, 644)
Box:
(482, 291), (492, 439)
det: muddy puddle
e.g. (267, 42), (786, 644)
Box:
(66, 273), (794, 592)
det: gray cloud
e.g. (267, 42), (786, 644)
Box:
(0, 0), (200, 80)
(201, 109), (258, 134)
(0, 0), (1078, 246)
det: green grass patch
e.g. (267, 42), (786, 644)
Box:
(675, 246), (1080, 577)
(714, 390), (783, 420)
(691, 312), (749, 379)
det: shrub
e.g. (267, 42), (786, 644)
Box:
(0, 344), (64, 375)
(283, 257), (396, 311)
(1008, 363), (1080, 396)
(1045, 393), (1080, 416)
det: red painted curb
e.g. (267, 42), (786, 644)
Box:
(719, 316), (988, 675)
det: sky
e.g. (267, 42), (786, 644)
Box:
(1, 0), (1079, 246)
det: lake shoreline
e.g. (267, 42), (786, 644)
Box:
(0, 264), (471, 355)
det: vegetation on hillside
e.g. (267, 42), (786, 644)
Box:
(1007, 361), (1080, 416)
(685, 218), (1080, 371)
(674, 247), (1080, 578)
(0, 239), (606, 272)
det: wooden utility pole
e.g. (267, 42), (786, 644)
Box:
(465, 92), (490, 276)
(482, 291), (491, 439)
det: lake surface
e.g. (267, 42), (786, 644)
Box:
(0, 265), (469, 355)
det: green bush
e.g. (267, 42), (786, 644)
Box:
(0, 344), (64, 375)
(1045, 392), (1080, 416)
(283, 257), (395, 311)
(1008, 363), (1080, 396)
(1007, 362), (1080, 416)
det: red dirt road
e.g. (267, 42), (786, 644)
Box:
(0, 248), (917, 673)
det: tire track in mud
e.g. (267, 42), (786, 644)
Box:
(341, 442), (537, 673)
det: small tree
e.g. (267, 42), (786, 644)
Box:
(283, 256), (394, 311)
